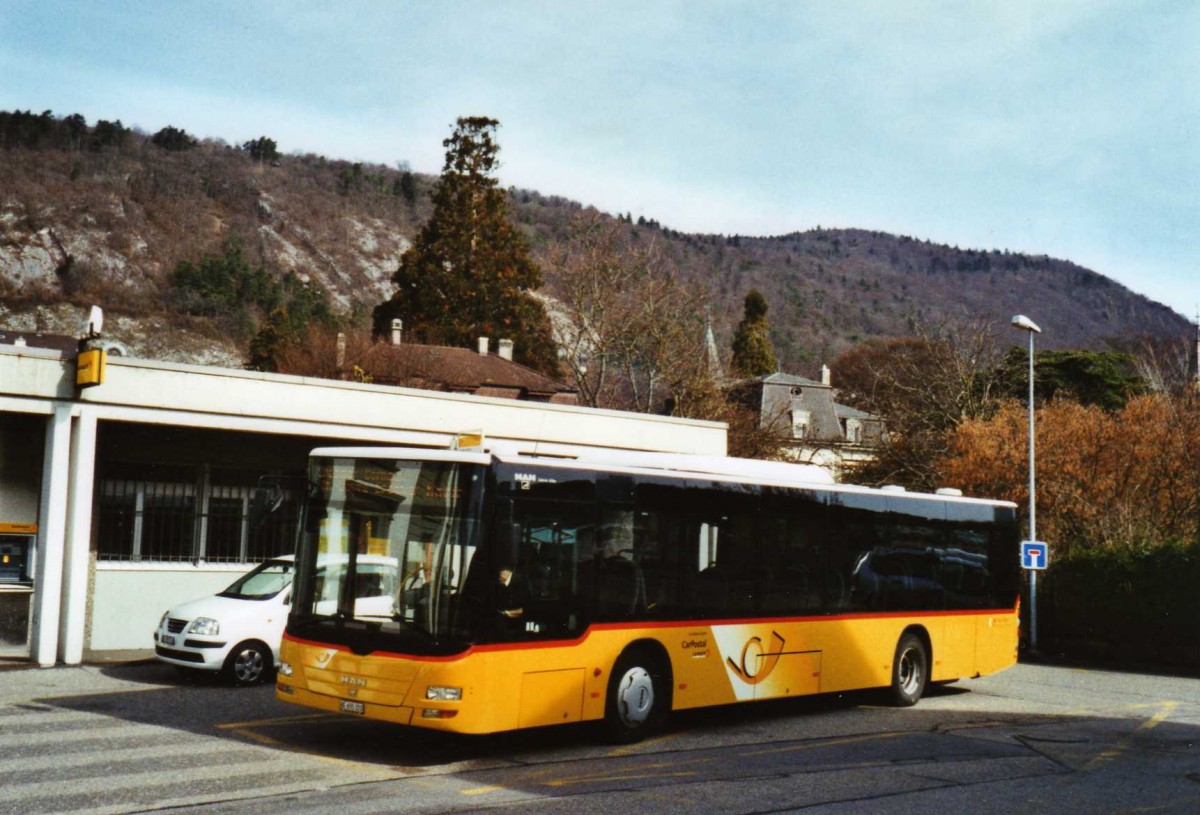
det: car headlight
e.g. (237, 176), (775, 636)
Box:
(186, 617), (220, 636)
(158, 612), (169, 630)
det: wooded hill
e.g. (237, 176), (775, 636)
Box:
(0, 110), (1189, 373)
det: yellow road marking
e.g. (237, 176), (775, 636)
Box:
(217, 712), (341, 730)
(749, 730), (904, 756)
(1083, 701), (1177, 772)
(1142, 704), (1176, 729)
(455, 763), (563, 796)
(607, 731), (684, 757)
(222, 724), (370, 770)
(540, 756), (714, 788)
(217, 712), (389, 772)
(225, 726), (293, 749)
(544, 770), (699, 787)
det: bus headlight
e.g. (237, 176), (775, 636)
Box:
(426, 686), (462, 701)
(186, 617), (220, 636)
(279, 661), (294, 677)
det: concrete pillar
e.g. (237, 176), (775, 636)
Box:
(59, 408), (97, 664)
(32, 404), (72, 667)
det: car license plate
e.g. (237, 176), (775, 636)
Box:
(339, 700), (365, 715)
(162, 635), (176, 646)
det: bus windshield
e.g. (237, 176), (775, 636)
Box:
(293, 456), (483, 647)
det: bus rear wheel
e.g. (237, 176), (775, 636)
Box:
(889, 632), (928, 706)
(604, 649), (669, 743)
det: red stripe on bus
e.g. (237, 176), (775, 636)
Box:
(283, 604), (1017, 663)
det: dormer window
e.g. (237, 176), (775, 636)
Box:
(846, 419), (863, 443)
(791, 410), (811, 439)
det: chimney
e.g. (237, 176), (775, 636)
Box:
(390, 318), (403, 346)
(820, 364), (831, 386)
(336, 332), (346, 370)
(478, 336), (489, 356)
(498, 338), (514, 361)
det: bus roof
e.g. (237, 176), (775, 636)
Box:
(307, 445), (1017, 511)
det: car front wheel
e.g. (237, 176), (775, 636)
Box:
(223, 641), (272, 687)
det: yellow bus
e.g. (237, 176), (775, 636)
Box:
(276, 446), (1020, 741)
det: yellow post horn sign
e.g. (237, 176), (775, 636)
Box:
(76, 348), (107, 388)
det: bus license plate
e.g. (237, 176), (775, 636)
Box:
(339, 700), (365, 715)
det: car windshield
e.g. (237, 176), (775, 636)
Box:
(220, 560), (294, 600)
(294, 457), (482, 640)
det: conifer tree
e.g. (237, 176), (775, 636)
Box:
(150, 125), (198, 151)
(730, 289), (778, 377)
(373, 117), (558, 374)
(242, 136), (279, 163)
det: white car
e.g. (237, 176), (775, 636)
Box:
(153, 555), (398, 686)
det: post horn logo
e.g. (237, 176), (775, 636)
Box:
(727, 630), (786, 685)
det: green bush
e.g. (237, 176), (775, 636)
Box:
(1043, 542), (1200, 667)
(171, 242), (335, 353)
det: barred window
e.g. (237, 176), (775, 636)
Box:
(96, 462), (300, 563)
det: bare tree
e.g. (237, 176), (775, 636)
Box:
(832, 315), (1006, 489)
(1115, 333), (1198, 396)
(272, 326), (372, 380)
(548, 211), (713, 413)
(546, 212), (641, 407)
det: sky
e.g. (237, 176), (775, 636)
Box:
(2, 1), (1197, 320)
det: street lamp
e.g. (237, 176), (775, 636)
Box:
(1011, 314), (1041, 652)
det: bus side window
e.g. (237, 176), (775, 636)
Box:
(947, 526), (992, 609)
(510, 499), (592, 636)
(693, 521), (725, 612)
(690, 501), (759, 617)
(761, 515), (808, 613)
(592, 507), (646, 619)
(632, 484), (701, 620)
(633, 509), (680, 615)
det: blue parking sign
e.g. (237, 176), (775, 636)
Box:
(1021, 541), (1049, 570)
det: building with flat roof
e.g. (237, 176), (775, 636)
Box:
(0, 340), (724, 666)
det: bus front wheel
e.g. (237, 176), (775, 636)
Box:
(604, 649), (669, 743)
(889, 632), (928, 706)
